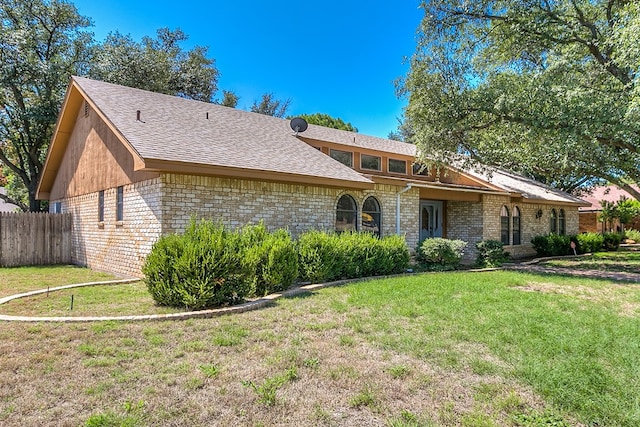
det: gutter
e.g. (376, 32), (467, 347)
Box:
(396, 183), (412, 235)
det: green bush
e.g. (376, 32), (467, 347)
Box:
(603, 232), (622, 251)
(475, 240), (510, 267)
(297, 230), (338, 283)
(417, 238), (467, 270)
(297, 231), (409, 282)
(625, 229), (640, 242)
(243, 225), (298, 296)
(531, 234), (573, 257)
(575, 232), (604, 254)
(143, 219), (253, 310)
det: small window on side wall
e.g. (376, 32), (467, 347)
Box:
(362, 196), (381, 237)
(330, 149), (353, 167)
(336, 194), (357, 233)
(512, 206), (521, 245)
(116, 186), (123, 222)
(500, 205), (510, 245)
(98, 190), (104, 222)
(559, 209), (566, 235)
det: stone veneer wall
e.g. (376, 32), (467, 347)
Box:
(159, 174), (421, 251)
(53, 178), (162, 277)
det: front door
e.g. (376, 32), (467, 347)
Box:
(420, 200), (443, 241)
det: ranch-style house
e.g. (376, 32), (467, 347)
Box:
(37, 77), (588, 277)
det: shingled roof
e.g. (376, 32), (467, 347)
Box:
(463, 167), (589, 206)
(67, 76), (374, 188)
(38, 77), (587, 206)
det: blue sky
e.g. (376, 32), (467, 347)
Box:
(72, 0), (424, 138)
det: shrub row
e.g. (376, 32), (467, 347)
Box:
(298, 230), (410, 283)
(143, 220), (410, 309)
(531, 232), (621, 257)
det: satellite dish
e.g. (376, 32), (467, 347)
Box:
(290, 117), (308, 134)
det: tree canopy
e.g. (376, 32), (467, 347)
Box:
(0, 0), (223, 210)
(294, 113), (358, 132)
(0, 0), (92, 211)
(401, 0), (640, 199)
(89, 28), (219, 102)
(250, 93), (291, 118)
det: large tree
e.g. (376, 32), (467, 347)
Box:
(0, 0), (92, 211)
(89, 28), (218, 102)
(1, 1), (222, 211)
(402, 0), (640, 199)
(295, 113), (358, 132)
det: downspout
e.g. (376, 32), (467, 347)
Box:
(396, 183), (412, 235)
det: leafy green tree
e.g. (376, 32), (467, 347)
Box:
(402, 0), (640, 199)
(1, 1), (222, 211)
(219, 90), (239, 108)
(599, 200), (617, 233)
(250, 93), (291, 118)
(89, 28), (218, 102)
(615, 197), (640, 232)
(294, 113), (358, 132)
(0, 0), (92, 211)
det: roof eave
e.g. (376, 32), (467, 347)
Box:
(142, 159), (375, 190)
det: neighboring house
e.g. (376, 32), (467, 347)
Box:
(36, 77), (588, 277)
(579, 185), (640, 233)
(0, 188), (20, 212)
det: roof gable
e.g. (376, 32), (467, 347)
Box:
(71, 77), (373, 186)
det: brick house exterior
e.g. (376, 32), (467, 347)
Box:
(37, 78), (588, 277)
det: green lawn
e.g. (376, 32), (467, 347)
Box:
(1, 263), (639, 425)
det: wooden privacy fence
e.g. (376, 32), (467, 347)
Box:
(0, 212), (72, 267)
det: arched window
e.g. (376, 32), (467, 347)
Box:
(512, 206), (521, 245)
(550, 209), (558, 234)
(362, 197), (381, 237)
(500, 205), (510, 245)
(559, 209), (566, 235)
(336, 195), (357, 233)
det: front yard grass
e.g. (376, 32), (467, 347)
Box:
(1, 261), (639, 426)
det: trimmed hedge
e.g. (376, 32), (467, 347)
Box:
(532, 232), (622, 257)
(297, 231), (410, 283)
(531, 234), (573, 257)
(143, 220), (252, 310)
(475, 240), (510, 267)
(416, 238), (467, 271)
(144, 221), (411, 309)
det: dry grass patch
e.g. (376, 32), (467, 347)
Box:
(515, 281), (640, 317)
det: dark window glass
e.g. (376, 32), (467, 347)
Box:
(550, 209), (557, 234)
(362, 197), (381, 237)
(559, 209), (566, 235)
(412, 163), (430, 176)
(512, 206), (521, 245)
(336, 194), (357, 232)
(98, 191), (104, 222)
(500, 205), (510, 245)
(330, 149), (353, 167)
(388, 159), (407, 174)
(361, 154), (381, 171)
(116, 186), (123, 221)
